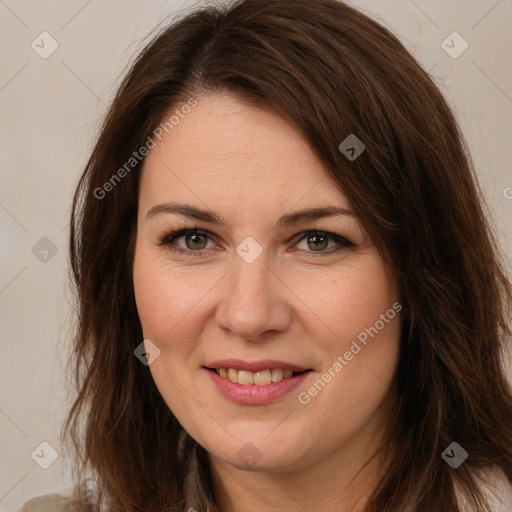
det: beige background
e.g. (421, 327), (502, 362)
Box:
(1, 1), (511, 511)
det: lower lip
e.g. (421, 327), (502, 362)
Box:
(205, 368), (311, 405)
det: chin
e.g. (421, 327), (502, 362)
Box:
(205, 430), (310, 472)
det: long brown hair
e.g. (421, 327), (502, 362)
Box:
(63, 0), (512, 510)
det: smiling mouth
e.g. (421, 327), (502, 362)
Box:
(205, 367), (312, 385)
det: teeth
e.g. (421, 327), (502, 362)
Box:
(271, 369), (284, 382)
(215, 367), (299, 385)
(254, 369), (272, 385)
(238, 370), (254, 385)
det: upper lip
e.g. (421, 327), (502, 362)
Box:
(204, 359), (311, 372)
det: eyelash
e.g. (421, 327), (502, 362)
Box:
(157, 224), (354, 258)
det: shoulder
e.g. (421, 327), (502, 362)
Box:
(18, 493), (91, 512)
(455, 466), (512, 512)
(477, 466), (512, 511)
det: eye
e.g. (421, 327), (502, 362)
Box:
(291, 230), (354, 256)
(159, 228), (218, 257)
(158, 228), (354, 257)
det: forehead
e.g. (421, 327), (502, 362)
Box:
(139, 92), (351, 214)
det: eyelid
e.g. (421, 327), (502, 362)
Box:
(158, 226), (217, 257)
(158, 226), (354, 256)
(290, 230), (353, 249)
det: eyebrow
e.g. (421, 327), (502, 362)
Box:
(146, 202), (355, 228)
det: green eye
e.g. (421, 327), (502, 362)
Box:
(160, 228), (353, 258)
(293, 231), (352, 253)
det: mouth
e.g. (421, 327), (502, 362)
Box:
(203, 363), (314, 405)
(204, 367), (312, 385)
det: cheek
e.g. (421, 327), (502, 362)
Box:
(290, 255), (399, 347)
(133, 249), (215, 347)
(132, 248), (212, 422)
(292, 256), (401, 425)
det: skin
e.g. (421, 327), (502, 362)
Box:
(133, 91), (402, 512)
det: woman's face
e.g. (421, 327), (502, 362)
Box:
(133, 91), (402, 473)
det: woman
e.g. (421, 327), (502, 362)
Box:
(20, 0), (512, 510)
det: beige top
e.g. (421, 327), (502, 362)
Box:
(18, 468), (512, 511)
(18, 493), (79, 512)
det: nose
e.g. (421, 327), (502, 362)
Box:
(215, 252), (292, 341)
